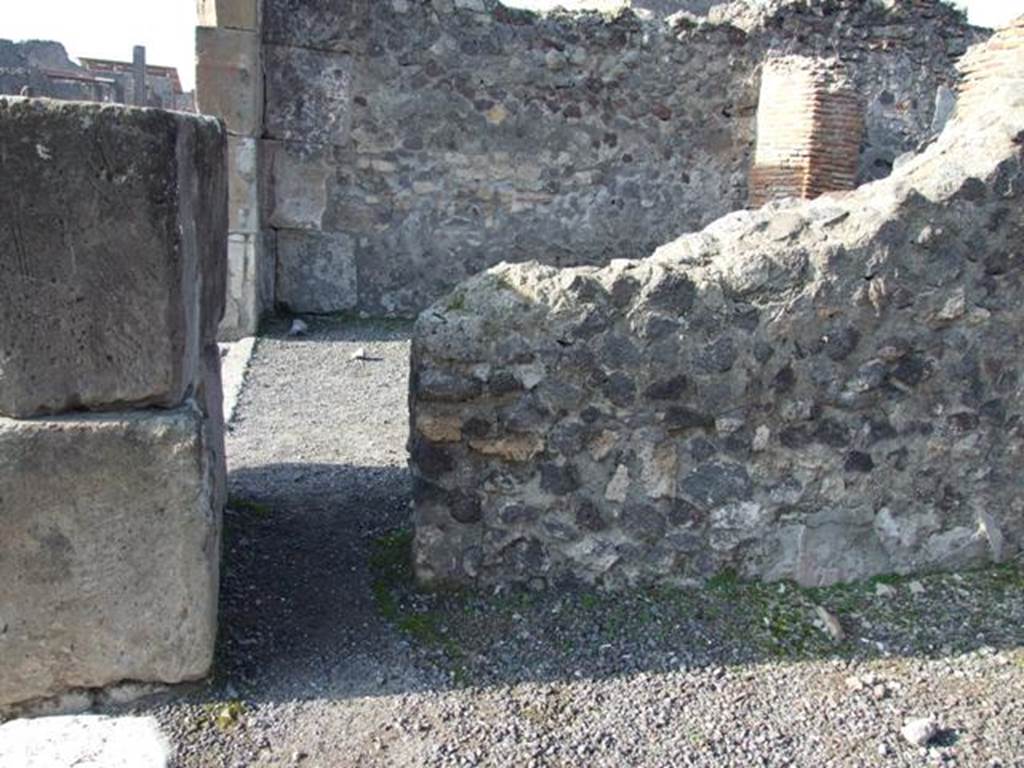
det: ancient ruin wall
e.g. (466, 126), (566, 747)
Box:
(0, 98), (227, 714)
(407, 23), (1024, 589)
(253, 0), (980, 320)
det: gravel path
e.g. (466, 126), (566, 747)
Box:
(114, 318), (1022, 768)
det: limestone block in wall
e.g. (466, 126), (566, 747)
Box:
(0, 406), (221, 711)
(228, 135), (260, 233)
(276, 230), (357, 314)
(219, 232), (266, 340)
(263, 140), (333, 230)
(0, 98), (227, 418)
(264, 45), (353, 146)
(196, 27), (262, 137)
(197, 0), (260, 31)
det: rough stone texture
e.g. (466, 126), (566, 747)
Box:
(408, 24), (1024, 589)
(0, 98), (227, 418)
(259, 0), (981, 317)
(264, 45), (353, 147)
(276, 230), (358, 314)
(0, 406), (221, 711)
(195, 26), (262, 138)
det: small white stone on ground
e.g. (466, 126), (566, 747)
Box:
(0, 715), (169, 767)
(901, 716), (939, 747)
(815, 606), (845, 642)
(288, 318), (309, 336)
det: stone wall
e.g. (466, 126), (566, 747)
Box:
(407, 23), (1024, 589)
(196, 0), (274, 340)
(0, 98), (227, 714)
(246, 0), (980, 321)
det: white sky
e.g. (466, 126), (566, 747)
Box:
(2, 0), (1022, 93)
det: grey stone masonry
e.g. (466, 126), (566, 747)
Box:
(196, 1), (271, 341)
(0, 98), (227, 715)
(408, 23), (1024, 590)
(0, 98), (226, 418)
(258, 0), (982, 318)
(0, 407), (221, 709)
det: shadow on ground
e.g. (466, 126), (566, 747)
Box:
(212, 462), (1024, 707)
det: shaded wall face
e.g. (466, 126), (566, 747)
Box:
(258, 0), (980, 319)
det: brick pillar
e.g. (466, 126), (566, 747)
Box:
(956, 16), (1024, 121)
(196, 0), (271, 340)
(749, 57), (864, 208)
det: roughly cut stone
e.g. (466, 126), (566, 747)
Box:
(408, 23), (1024, 588)
(258, 0), (978, 317)
(0, 406), (220, 711)
(276, 230), (358, 313)
(264, 140), (332, 230)
(0, 98), (226, 418)
(264, 45), (353, 146)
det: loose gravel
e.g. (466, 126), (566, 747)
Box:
(107, 317), (1022, 768)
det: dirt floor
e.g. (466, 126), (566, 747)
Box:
(114, 317), (1023, 768)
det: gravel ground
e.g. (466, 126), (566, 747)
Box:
(109, 317), (1022, 768)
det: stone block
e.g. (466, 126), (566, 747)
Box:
(0, 98), (227, 418)
(276, 230), (357, 314)
(263, 0), (371, 53)
(0, 406), (221, 710)
(195, 27), (262, 137)
(228, 135), (260, 233)
(219, 233), (265, 340)
(197, 0), (260, 30)
(264, 45), (353, 146)
(264, 140), (332, 230)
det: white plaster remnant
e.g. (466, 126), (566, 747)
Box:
(0, 716), (169, 768)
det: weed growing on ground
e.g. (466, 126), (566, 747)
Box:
(226, 497), (273, 518)
(368, 529), (468, 679)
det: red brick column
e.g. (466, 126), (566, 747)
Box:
(749, 57), (864, 208)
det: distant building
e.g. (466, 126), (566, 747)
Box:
(0, 39), (194, 111)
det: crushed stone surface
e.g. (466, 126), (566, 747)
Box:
(100, 318), (1023, 768)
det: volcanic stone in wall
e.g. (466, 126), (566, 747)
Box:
(0, 98), (227, 418)
(258, 0), (980, 319)
(408, 25), (1024, 589)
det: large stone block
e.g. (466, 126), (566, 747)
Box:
(264, 45), (353, 146)
(0, 98), (227, 418)
(0, 406), (221, 710)
(276, 230), (357, 314)
(264, 140), (333, 230)
(197, 0), (260, 30)
(195, 27), (262, 137)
